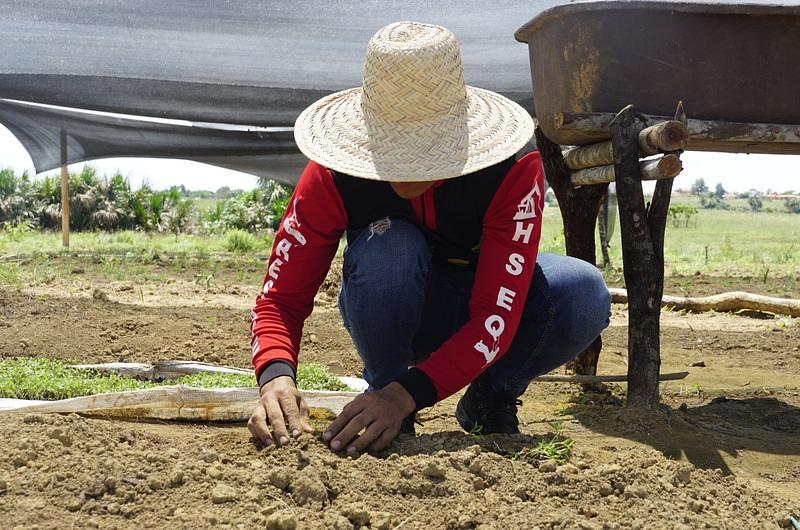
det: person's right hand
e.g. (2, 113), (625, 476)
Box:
(248, 375), (313, 446)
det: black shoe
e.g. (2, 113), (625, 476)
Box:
(399, 413), (416, 435)
(456, 374), (522, 434)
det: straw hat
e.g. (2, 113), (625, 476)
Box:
(294, 21), (534, 182)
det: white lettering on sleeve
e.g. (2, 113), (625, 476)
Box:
(267, 258), (283, 280)
(505, 253), (524, 276)
(283, 200), (307, 245)
(512, 221), (534, 244)
(484, 315), (505, 341)
(275, 239), (292, 261)
(496, 287), (517, 311)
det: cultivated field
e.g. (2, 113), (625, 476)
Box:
(0, 203), (798, 529)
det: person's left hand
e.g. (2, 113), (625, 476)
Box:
(322, 382), (415, 455)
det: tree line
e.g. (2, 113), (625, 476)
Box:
(689, 178), (799, 213)
(0, 166), (291, 234)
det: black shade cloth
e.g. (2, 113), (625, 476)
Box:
(0, 0), (558, 181)
(0, 99), (307, 184)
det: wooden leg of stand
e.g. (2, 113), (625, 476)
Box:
(535, 126), (608, 376)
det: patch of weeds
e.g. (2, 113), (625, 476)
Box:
(0, 358), (154, 399)
(0, 359), (350, 400)
(195, 273), (214, 289)
(28, 254), (56, 284)
(171, 253), (188, 272)
(114, 232), (135, 246)
(173, 372), (254, 388)
(513, 422), (574, 465)
(178, 363), (350, 392)
(678, 382), (703, 398)
(192, 244), (211, 260)
(0, 262), (21, 286)
(296, 363), (349, 391)
(0, 221), (35, 243)
(225, 229), (259, 253)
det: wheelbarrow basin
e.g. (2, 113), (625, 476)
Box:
(515, 1), (800, 153)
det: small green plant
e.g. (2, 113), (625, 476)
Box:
(467, 423), (486, 438)
(195, 273), (214, 289)
(514, 422), (574, 465)
(225, 229), (259, 253)
(680, 382), (703, 397)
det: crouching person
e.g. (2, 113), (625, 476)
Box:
(247, 21), (610, 454)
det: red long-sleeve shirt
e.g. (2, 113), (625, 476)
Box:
(251, 153), (544, 408)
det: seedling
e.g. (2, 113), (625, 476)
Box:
(514, 421), (574, 465)
(467, 423), (486, 439)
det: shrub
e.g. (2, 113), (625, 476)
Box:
(700, 194), (729, 210)
(0, 167), (38, 227)
(667, 205), (698, 227)
(225, 229), (260, 253)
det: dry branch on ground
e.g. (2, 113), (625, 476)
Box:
(609, 288), (800, 318)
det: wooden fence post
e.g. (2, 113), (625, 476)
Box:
(610, 105), (673, 408)
(60, 128), (70, 248)
(535, 126), (607, 376)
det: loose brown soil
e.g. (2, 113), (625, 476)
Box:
(1, 257), (799, 529)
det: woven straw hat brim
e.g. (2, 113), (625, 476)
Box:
(294, 86), (534, 182)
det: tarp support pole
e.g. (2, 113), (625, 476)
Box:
(60, 128), (70, 248)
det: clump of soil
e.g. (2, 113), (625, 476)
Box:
(0, 412), (796, 529)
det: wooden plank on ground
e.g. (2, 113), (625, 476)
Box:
(0, 386), (360, 420)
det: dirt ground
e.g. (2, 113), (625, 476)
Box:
(1, 257), (799, 529)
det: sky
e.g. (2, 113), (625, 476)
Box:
(1, 123), (799, 194)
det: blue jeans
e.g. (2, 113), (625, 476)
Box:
(338, 220), (611, 395)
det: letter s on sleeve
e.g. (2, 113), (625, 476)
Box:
(505, 253), (524, 276)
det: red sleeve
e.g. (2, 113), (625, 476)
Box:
(250, 161), (347, 379)
(414, 152), (545, 402)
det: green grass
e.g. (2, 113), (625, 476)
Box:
(296, 363), (349, 391)
(513, 422), (574, 465)
(0, 358), (348, 400)
(541, 200), (800, 277)
(0, 358), (153, 399)
(224, 229), (261, 253)
(0, 230), (239, 257)
(1, 197), (796, 286)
